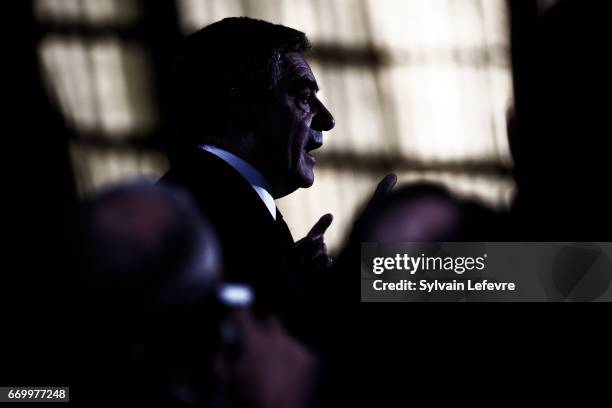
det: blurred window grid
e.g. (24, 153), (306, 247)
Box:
(37, 0), (515, 251)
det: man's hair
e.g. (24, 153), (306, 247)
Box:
(170, 17), (311, 156)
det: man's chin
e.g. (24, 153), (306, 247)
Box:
(297, 169), (315, 188)
(274, 172), (314, 199)
(301, 179), (315, 189)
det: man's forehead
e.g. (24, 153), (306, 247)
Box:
(283, 52), (318, 90)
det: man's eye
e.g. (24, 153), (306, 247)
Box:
(296, 94), (311, 109)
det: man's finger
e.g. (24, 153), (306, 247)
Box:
(295, 234), (323, 250)
(372, 173), (397, 201)
(307, 214), (333, 238)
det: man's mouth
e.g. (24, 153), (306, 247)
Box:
(304, 152), (317, 164)
(303, 138), (323, 163)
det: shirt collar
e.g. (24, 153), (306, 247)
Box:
(200, 144), (276, 220)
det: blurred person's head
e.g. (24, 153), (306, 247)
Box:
(345, 183), (503, 249)
(83, 182), (222, 309)
(79, 182), (223, 405)
(171, 17), (335, 198)
(351, 183), (466, 243)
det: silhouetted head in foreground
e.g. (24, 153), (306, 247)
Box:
(171, 17), (335, 198)
(510, 0), (612, 239)
(350, 183), (496, 243)
(360, 184), (462, 242)
(83, 182), (221, 307)
(79, 182), (222, 406)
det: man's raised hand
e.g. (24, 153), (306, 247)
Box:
(295, 213), (334, 270)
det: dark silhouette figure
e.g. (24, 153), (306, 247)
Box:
(510, 0), (612, 240)
(159, 17), (338, 326)
(78, 182), (223, 406)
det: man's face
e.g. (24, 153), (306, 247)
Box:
(257, 52), (335, 198)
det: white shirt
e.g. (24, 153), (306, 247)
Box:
(200, 144), (276, 220)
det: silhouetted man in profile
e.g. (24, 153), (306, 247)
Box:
(160, 18), (337, 323)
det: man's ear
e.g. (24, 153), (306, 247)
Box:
(228, 87), (258, 132)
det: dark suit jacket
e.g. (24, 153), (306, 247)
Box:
(159, 149), (297, 315)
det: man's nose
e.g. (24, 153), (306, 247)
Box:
(311, 98), (335, 132)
